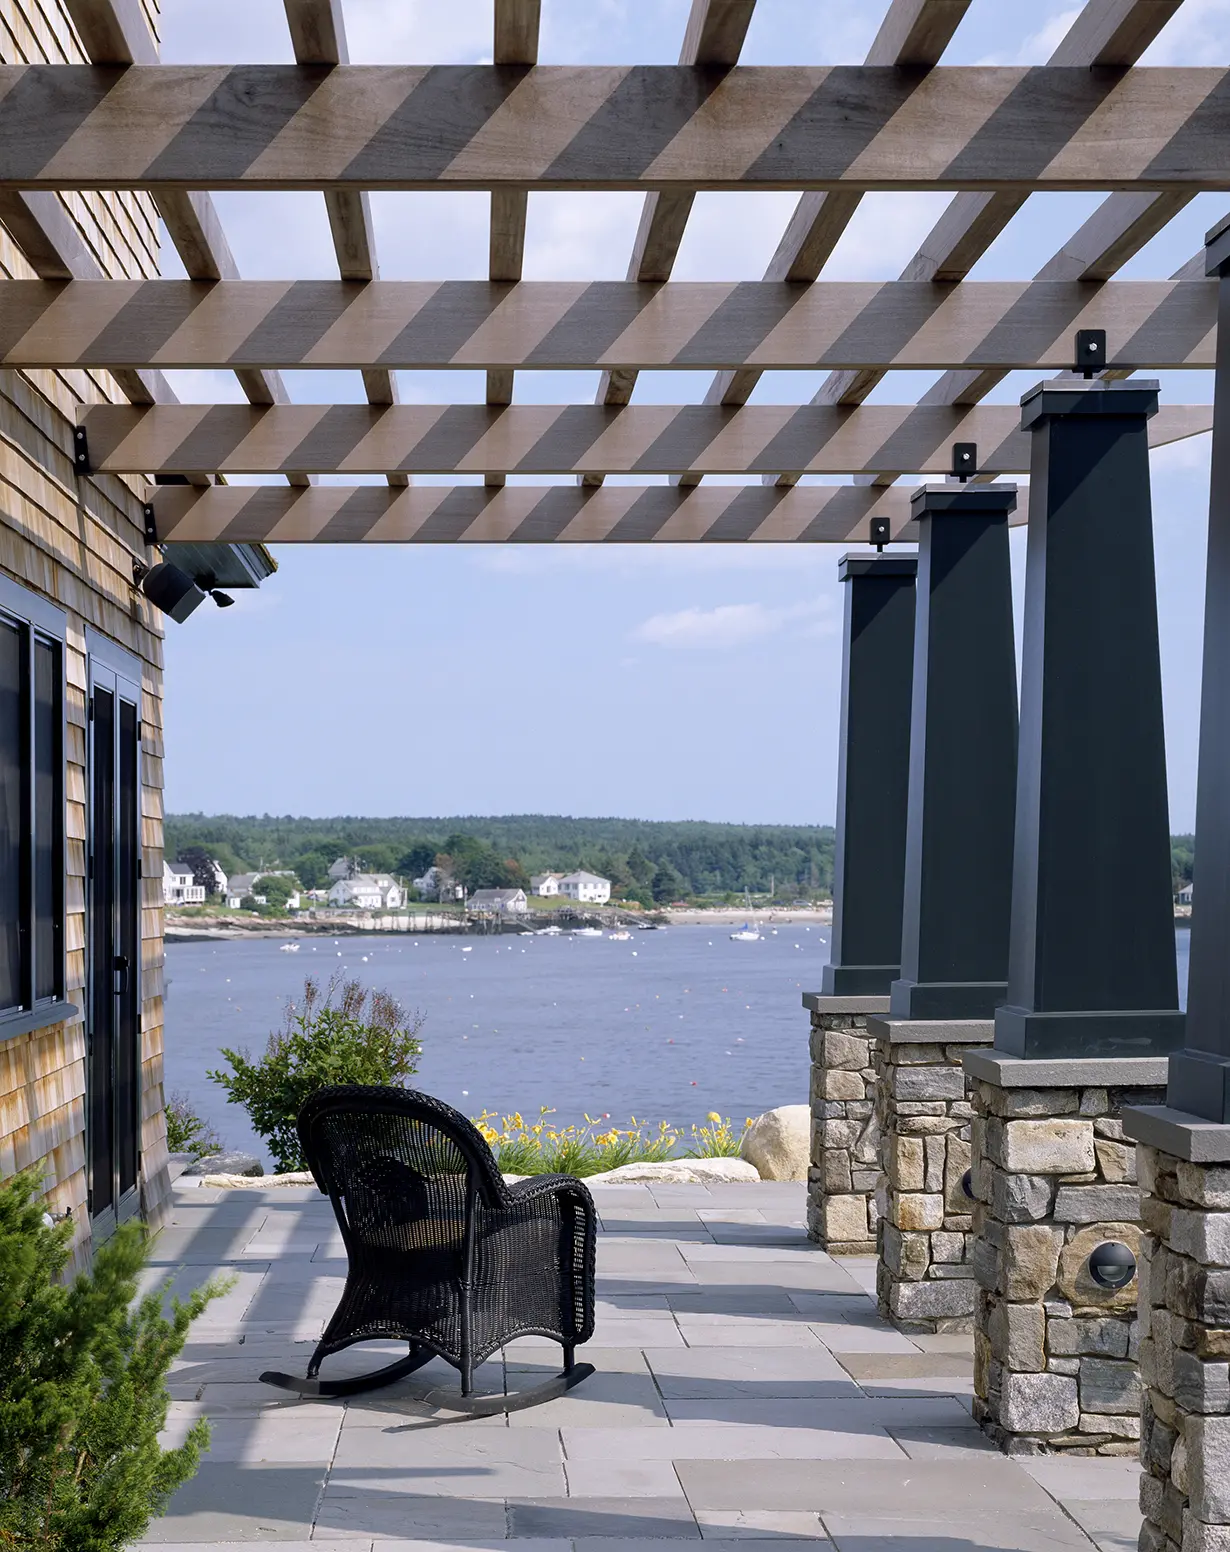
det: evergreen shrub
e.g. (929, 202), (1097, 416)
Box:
(0, 1172), (224, 1551)
(209, 975), (424, 1172)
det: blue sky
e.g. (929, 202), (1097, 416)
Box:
(157, 1), (1226, 829)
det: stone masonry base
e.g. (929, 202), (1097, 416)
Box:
(966, 1053), (1167, 1455)
(1125, 1119), (1230, 1552)
(805, 994), (887, 1253)
(871, 1017), (993, 1333)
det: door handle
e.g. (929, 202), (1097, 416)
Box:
(113, 955), (130, 995)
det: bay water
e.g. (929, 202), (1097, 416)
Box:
(164, 924), (1191, 1168)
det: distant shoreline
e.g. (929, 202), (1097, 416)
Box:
(165, 904), (834, 943)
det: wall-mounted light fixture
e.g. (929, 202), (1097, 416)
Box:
(1088, 1240), (1136, 1289)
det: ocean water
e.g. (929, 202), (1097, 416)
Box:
(163, 924), (1192, 1168)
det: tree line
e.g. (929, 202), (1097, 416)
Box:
(164, 813), (840, 905)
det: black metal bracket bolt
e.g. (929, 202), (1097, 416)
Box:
(141, 503), (158, 546)
(951, 443), (977, 483)
(72, 425), (90, 475)
(1075, 329), (1107, 380)
(870, 516), (890, 553)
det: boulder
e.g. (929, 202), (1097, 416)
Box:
(583, 1156), (761, 1185)
(741, 1104), (810, 1181)
(198, 1170), (314, 1188)
(183, 1151), (263, 1178)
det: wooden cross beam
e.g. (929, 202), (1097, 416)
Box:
(2, 66), (1227, 192)
(2, 279), (1213, 373)
(77, 400), (1211, 478)
(148, 481), (916, 546)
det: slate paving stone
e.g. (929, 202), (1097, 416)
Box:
(314, 1494), (510, 1541)
(694, 1515), (831, 1542)
(674, 1458), (1063, 1513)
(835, 1353), (973, 1382)
(507, 1370), (671, 1428)
(160, 1412), (342, 1463)
(805, 1323), (921, 1354)
(675, 1319), (823, 1348)
(886, 1426), (1000, 1460)
(508, 1497), (700, 1538)
(559, 1424), (903, 1461)
(1017, 1458), (1140, 1501)
(662, 1397), (979, 1431)
(1060, 1499), (1140, 1552)
(564, 1459), (687, 1498)
(142, 1464), (328, 1542)
(645, 1345), (852, 1397)
(819, 1512), (1098, 1552)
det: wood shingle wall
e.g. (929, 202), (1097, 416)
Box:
(0, 0), (168, 1255)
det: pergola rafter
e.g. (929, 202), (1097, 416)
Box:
(0, 0), (1217, 533)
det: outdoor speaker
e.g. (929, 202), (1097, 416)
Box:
(140, 562), (206, 623)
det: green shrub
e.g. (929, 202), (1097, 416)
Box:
(208, 975), (424, 1173)
(163, 1090), (224, 1161)
(0, 1172), (225, 1552)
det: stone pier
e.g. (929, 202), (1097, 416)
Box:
(872, 1018), (992, 1331)
(966, 1052), (1167, 1453)
(805, 993), (885, 1252)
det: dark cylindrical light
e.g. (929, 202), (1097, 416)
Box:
(1088, 1241), (1137, 1289)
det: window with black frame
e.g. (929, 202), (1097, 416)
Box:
(0, 577), (66, 1031)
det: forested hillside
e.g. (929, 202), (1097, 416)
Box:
(164, 813), (837, 902)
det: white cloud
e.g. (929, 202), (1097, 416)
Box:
(631, 599), (831, 650)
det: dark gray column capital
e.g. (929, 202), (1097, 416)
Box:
(891, 483), (1018, 1022)
(1205, 211), (1230, 275)
(1020, 378), (1160, 430)
(822, 549), (917, 999)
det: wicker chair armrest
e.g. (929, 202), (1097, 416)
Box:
(503, 1173), (595, 1213)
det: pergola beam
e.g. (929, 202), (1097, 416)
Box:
(2, 67), (1225, 192)
(150, 481), (916, 546)
(1, 278), (1214, 373)
(76, 400), (1210, 478)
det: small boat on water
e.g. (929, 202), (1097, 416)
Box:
(535, 925), (563, 936)
(730, 923), (761, 942)
(608, 930), (632, 941)
(279, 942), (300, 952)
(572, 926), (603, 937)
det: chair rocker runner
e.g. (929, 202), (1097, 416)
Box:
(259, 1085), (596, 1414)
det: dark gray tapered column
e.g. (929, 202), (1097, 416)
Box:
(993, 380), (1183, 1059)
(822, 552), (917, 997)
(1168, 217), (1230, 1120)
(890, 485), (1018, 1020)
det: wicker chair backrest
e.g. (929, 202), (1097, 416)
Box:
(296, 1086), (508, 1247)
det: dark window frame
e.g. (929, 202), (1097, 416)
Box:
(0, 573), (72, 1041)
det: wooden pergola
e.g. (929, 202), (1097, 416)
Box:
(1, 0), (1222, 544)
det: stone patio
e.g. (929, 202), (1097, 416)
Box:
(137, 1179), (1139, 1551)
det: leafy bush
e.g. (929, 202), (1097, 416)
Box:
(164, 1090), (224, 1161)
(0, 1172), (225, 1552)
(208, 975), (424, 1172)
(475, 1109), (680, 1177)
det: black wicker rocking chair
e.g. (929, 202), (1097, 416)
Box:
(259, 1085), (596, 1414)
